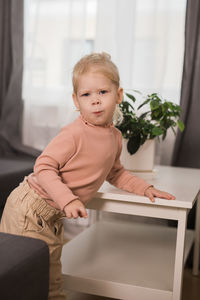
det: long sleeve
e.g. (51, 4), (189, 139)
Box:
(106, 132), (152, 195)
(29, 116), (152, 211)
(34, 129), (79, 210)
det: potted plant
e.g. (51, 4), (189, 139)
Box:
(116, 91), (184, 171)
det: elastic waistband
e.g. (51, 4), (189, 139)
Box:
(17, 177), (65, 222)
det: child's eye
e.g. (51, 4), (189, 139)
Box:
(99, 90), (107, 95)
(82, 92), (90, 97)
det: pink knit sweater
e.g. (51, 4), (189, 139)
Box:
(28, 116), (151, 210)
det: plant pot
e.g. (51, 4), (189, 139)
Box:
(120, 139), (155, 172)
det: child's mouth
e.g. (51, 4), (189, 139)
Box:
(93, 111), (103, 115)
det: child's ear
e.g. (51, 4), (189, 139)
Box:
(116, 87), (123, 104)
(72, 93), (80, 110)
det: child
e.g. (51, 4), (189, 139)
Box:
(0, 52), (175, 300)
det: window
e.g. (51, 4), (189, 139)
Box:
(23, 0), (97, 150)
(23, 0), (186, 150)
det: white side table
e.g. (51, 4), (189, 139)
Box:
(61, 165), (200, 300)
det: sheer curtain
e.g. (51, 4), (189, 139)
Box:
(94, 0), (187, 165)
(23, 0), (97, 150)
(95, 0), (186, 102)
(22, 0), (186, 151)
(22, 0), (186, 237)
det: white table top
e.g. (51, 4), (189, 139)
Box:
(94, 165), (200, 209)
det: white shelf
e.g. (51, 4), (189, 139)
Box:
(61, 220), (194, 300)
(93, 165), (200, 209)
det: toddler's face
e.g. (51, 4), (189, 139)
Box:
(73, 69), (123, 127)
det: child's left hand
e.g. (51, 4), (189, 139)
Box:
(144, 186), (176, 203)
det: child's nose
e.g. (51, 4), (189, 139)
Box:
(92, 95), (101, 105)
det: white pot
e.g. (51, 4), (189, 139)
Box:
(120, 139), (155, 172)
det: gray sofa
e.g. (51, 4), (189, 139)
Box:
(0, 157), (34, 217)
(0, 156), (49, 300)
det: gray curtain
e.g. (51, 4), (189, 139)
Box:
(0, 0), (39, 158)
(172, 0), (200, 168)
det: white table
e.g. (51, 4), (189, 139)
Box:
(61, 165), (200, 300)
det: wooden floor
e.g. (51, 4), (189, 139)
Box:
(182, 268), (200, 300)
(66, 268), (200, 300)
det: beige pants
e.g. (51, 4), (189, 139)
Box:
(0, 178), (66, 300)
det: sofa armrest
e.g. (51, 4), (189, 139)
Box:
(0, 233), (49, 300)
(0, 157), (34, 214)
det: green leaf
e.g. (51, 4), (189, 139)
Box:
(139, 111), (150, 119)
(130, 89), (142, 94)
(120, 100), (135, 113)
(125, 93), (136, 102)
(152, 127), (163, 136)
(171, 126), (177, 136)
(177, 120), (185, 132)
(127, 135), (141, 155)
(150, 99), (160, 110)
(167, 102), (174, 110)
(162, 130), (167, 140)
(137, 98), (151, 110)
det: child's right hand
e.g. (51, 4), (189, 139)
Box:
(64, 199), (88, 219)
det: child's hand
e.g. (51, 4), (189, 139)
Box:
(64, 199), (88, 219)
(144, 186), (176, 203)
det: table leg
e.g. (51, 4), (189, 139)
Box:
(193, 193), (200, 275)
(172, 209), (187, 300)
(89, 210), (101, 225)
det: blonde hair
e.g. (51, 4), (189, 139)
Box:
(72, 52), (120, 94)
(72, 52), (123, 126)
